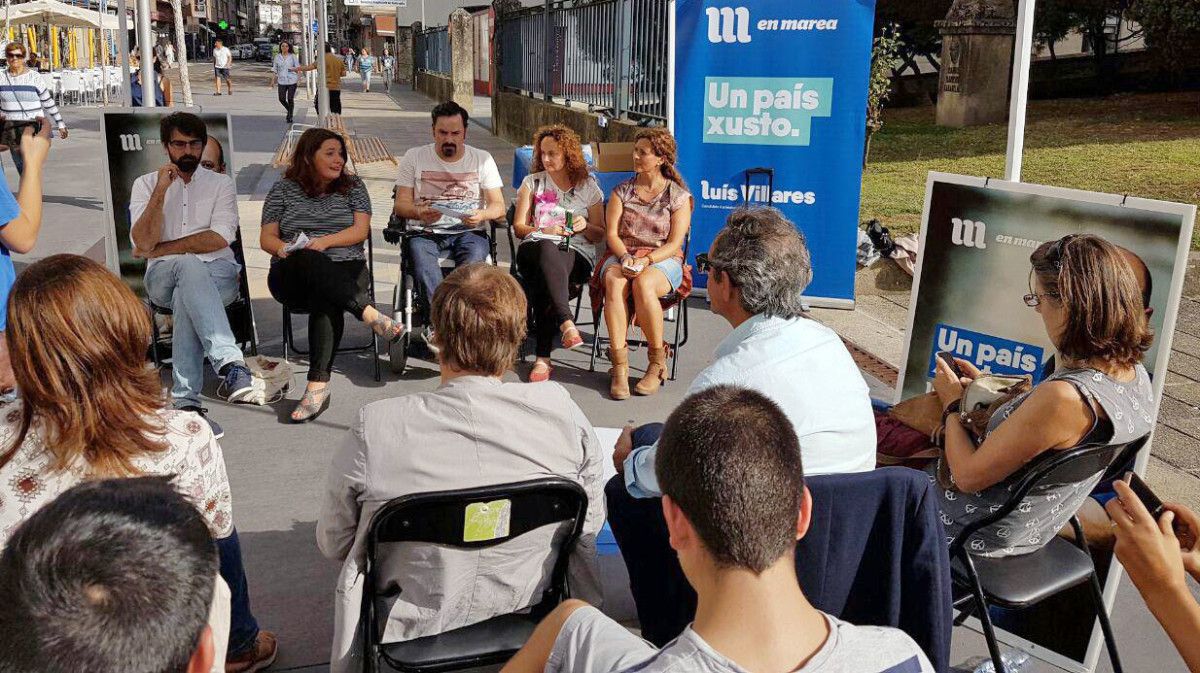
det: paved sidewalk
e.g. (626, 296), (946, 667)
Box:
(9, 62), (1197, 673)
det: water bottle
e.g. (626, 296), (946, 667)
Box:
(962, 649), (1031, 673)
(558, 211), (574, 252)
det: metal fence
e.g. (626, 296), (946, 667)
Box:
(497, 0), (669, 124)
(415, 25), (451, 75)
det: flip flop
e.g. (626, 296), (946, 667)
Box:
(368, 314), (406, 344)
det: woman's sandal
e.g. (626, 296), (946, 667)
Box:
(561, 327), (584, 350)
(290, 387), (332, 424)
(367, 314), (406, 343)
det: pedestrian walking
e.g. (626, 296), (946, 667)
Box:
(357, 47), (374, 93)
(165, 43), (175, 68)
(271, 41), (300, 123)
(212, 39), (232, 96)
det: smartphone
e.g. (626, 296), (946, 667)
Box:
(937, 351), (965, 378)
(1123, 471), (1165, 518)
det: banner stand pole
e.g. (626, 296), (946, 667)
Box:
(1003, 0), (1035, 182)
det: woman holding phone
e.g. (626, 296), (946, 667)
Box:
(0, 42), (66, 174)
(931, 234), (1155, 557)
(512, 125), (605, 382)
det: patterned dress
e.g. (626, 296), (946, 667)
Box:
(0, 400), (233, 547)
(929, 365), (1154, 557)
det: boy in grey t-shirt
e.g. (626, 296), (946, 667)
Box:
(501, 386), (934, 673)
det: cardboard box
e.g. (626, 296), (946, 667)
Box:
(590, 142), (636, 173)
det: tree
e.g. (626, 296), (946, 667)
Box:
(170, 0), (193, 106)
(876, 0), (953, 74)
(1129, 0), (1200, 81)
(1034, 0), (1077, 61)
(865, 24), (904, 168)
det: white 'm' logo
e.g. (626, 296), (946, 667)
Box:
(706, 6), (751, 43)
(951, 217), (987, 249)
(120, 133), (143, 152)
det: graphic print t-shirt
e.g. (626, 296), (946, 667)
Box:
(394, 144), (503, 232)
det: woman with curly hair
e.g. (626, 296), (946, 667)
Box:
(261, 128), (403, 422)
(512, 124), (606, 381)
(594, 128), (692, 399)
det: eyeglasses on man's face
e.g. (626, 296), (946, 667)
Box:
(200, 160), (219, 171)
(695, 253), (718, 274)
(168, 139), (205, 150)
(6, 53), (24, 60)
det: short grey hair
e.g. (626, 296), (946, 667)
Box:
(709, 207), (812, 319)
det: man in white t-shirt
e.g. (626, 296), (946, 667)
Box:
(392, 101), (505, 348)
(501, 386), (934, 673)
(212, 40), (232, 96)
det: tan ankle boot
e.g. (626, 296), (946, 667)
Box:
(634, 346), (668, 396)
(608, 346), (630, 400)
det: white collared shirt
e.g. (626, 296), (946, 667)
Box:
(625, 314), (878, 497)
(129, 166), (239, 269)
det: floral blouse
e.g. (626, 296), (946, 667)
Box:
(612, 178), (691, 255)
(0, 401), (233, 547)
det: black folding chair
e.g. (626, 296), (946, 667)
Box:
(499, 204), (593, 362)
(282, 233), (381, 382)
(949, 436), (1147, 673)
(149, 230), (259, 368)
(587, 231), (691, 382)
(361, 478), (589, 673)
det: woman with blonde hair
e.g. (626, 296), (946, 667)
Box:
(0, 254), (277, 671)
(512, 124), (605, 381)
(593, 127), (692, 399)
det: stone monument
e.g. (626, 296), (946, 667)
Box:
(935, 0), (1016, 127)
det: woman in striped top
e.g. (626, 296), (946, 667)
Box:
(0, 43), (67, 175)
(261, 128), (404, 423)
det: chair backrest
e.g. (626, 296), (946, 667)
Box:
(950, 435), (1147, 556)
(61, 71), (81, 90)
(362, 478), (588, 645)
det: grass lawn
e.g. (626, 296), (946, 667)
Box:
(860, 91), (1200, 249)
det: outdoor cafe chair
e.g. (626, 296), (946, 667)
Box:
(360, 478), (588, 673)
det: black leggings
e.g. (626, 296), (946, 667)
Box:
(277, 84), (297, 118)
(516, 240), (591, 357)
(268, 249), (369, 383)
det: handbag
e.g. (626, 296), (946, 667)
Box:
(240, 355), (294, 405)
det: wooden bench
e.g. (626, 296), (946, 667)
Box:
(272, 130), (301, 168)
(322, 113), (348, 136)
(346, 135), (397, 165)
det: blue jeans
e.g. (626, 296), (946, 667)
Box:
(406, 230), (490, 309)
(144, 254), (243, 409)
(216, 529), (261, 657)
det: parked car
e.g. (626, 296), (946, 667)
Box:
(256, 43), (274, 61)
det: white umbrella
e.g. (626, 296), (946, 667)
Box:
(7, 0), (120, 30)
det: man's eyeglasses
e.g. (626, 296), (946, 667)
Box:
(168, 140), (205, 150)
(5, 53), (25, 60)
(1022, 291), (1060, 307)
(695, 253), (717, 274)
(200, 160), (218, 170)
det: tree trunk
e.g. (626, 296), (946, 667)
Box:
(170, 0), (192, 106)
(863, 129), (873, 169)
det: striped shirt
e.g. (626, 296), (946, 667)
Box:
(0, 69), (65, 129)
(262, 177), (372, 263)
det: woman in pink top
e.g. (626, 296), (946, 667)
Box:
(592, 128), (692, 399)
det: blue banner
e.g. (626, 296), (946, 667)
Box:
(927, 323), (1046, 380)
(673, 0), (876, 303)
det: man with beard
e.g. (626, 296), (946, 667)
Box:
(131, 112), (253, 439)
(392, 101), (505, 350)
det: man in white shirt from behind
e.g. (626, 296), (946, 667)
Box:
(130, 112), (253, 438)
(615, 205), (877, 499)
(502, 386), (933, 673)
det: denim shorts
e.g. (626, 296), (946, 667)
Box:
(600, 256), (683, 295)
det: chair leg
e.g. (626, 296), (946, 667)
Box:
(588, 300), (603, 373)
(963, 554), (1007, 673)
(372, 333), (381, 382)
(282, 309), (292, 362)
(669, 298), (685, 381)
(1088, 571), (1124, 673)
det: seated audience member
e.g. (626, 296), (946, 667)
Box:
(0, 121), (51, 394)
(502, 385), (934, 673)
(1106, 480), (1200, 672)
(261, 128), (403, 422)
(0, 254), (277, 673)
(317, 263), (604, 673)
(594, 128), (691, 399)
(931, 234), (1154, 557)
(511, 124), (605, 381)
(607, 209), (876, 645)
(130, 111), (254, 438)
(391, 101), (506, 350)
(0, 478), (220, 673)
(202, 135), (227, 173)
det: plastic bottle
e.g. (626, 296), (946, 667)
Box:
(964, 649), (1032, 673)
